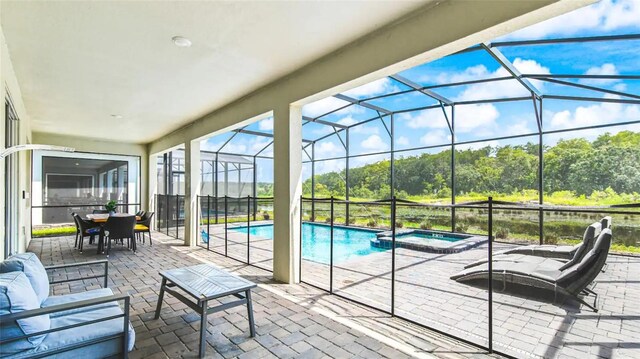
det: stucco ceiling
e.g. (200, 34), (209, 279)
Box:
(1, 1), (432, 144)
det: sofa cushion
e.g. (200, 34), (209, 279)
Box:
(0, 253), (50, 304)
(0, 271), (50, 354)
(7, 303), (135, 358)
(41, 288), (117, 318)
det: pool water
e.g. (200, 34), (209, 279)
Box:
(230, 223), (386, 264)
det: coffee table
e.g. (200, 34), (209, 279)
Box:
(154, 264), (256, 358)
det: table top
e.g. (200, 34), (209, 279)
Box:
(160, 263), (256, 301)
(86, 214), (141, 222)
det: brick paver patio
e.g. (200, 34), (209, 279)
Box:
(29, 231), (500, 359)
(200, 223), (640, 359)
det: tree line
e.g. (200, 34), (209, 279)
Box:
(303, 131), (640, 203)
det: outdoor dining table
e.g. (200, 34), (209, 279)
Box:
(85, 213), (141, 254)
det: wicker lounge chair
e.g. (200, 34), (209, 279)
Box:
(451, 229), (612, 312)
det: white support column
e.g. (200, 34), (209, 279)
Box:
(184, 139), (201, 247)
(273, 104), (302, 284)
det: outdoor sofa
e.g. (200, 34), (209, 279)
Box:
(0, 253), (135, 358)
(451, 228), (613, 312)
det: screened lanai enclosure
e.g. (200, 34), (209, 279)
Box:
(155, 13), (640, 358)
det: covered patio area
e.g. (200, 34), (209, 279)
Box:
(30, 230), (490, 359)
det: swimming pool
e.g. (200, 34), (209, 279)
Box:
(230, 223), (386, 264)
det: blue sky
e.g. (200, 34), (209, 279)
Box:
(201, 0), (640, 182)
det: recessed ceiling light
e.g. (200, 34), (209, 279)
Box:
(111, 114), (123, 119)
(75, 163), (79, 166)
(172, 36), (192, 48)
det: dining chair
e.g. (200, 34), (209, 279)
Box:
(72, 213), (101, 253)
(103, 215), (137, 256)
(71, 212), (80, 249)
(135, 212), (155, 245)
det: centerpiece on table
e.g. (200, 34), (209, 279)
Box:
(105, 200), (118, 215)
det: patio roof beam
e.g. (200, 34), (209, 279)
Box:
(439, 102), (453, 135)
(302, 146), (313, 161)
(455, 96), (532, 106)
(333, 93), (392, 114)
(216, 151), (273, 160)
(255, 140), (273, 157)
(378, 112), (392, 138)
(356, 88), (416, 102)
(535, 77), (640, 100)
(309, 103), (353, 121)
(218, 128), (243, 152)
(491, 33), (640, 47)
(481, 43), (542, 98)
(423, 76), (513, 90)
(312, 128), (347, 144)
(389, 74), (453, 105)
(524, 74), (640, 80)
(542, 95), (640, 104)
(532, 95), (542, 132)
(302, 116), (348, 129)
(333, 127), (347, 150)
(232, 128), (313, 143)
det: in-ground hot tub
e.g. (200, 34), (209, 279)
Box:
(371, 229), (486, 253)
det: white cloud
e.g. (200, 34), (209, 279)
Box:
(399, 108), (449, 129)
(614, 83), (628, 92)
(420, 130), (450, 146)
(337, 116), (356, 126)
(342, 78), (398, 98)
(336, 116), (379, 134)
(250, 139), (272, 155)
(315, 141), (343, 158)
(432, 64), (489, 84)
(202, 138), (247, 153)
(504, 121), (534, 136)
(505, 0), (640, 40)
(219, 143), (247, 153)
(455, 103), (500, 133)
(302, 97), (354, 118)
(455, 58), (549, 101)
(396, 136), (410, 146)
(258, 118), (273, 131)
(361, 134), (389, 150)
(315, 160), (346, 175)
(303, 78), (399, 119)
(582, 63), (620, 85)
(548, 99), (640, 131)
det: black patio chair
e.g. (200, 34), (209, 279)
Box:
(71, 212), (80, 248)
(72, 213), (101, 253)
(135, 212), (155, 246)
(103, 215), (137, 256)
(451, 229), (613, 312)
(464, 221), (602, 269)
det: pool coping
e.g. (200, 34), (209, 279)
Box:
(372, 229), (487, 253)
